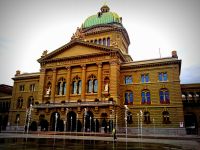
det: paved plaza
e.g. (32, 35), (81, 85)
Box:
(0, 132), (200, 150)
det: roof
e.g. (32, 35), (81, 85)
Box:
(82, 5), (121, 29)
(12, 72), (40, 80)
(38, 39), (128, 63)
(121, 57), (181, 71)
(0, 84), (13, 95)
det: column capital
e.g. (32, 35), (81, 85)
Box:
(40, 68), (46, 73)
(96, 62), (102, 67)
(81, 64), (86, 69)
(52, 68), (57, 72)
(65, 66), (71, 71)
(109, 60), (119, 66)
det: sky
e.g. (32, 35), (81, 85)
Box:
(0, 0), (200, 85)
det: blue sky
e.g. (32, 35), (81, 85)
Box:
(0, 0), (200, 85)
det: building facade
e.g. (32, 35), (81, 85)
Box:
(0, 84), (12, 131)
(8, 5), (185, 134)
(181, 84), (200, 135)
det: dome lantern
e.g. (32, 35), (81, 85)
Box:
(100, 5), (110, 13)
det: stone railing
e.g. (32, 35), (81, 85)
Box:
(33, 100), (115, 108)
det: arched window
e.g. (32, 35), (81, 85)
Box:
(87, 74), (98, 93)
(160, 89), (170, 104)
(144, 111), (150, 124)
(127, 111), (133, 124)
(124, 91), (133, 105)
(27, 96), (34, 108)
(141, 90), (151, 104)
(103, 38), (106, 45)
(72, 76), (81, 94)
(107, 37), (110, 46)
(98, 39), (102, 45)
(57, 77), (66, 95)
(16, 97), (23, 109)
(15, 114), (20, 124)
(94, 39), (98, 44)
(163, 111), (170, 124)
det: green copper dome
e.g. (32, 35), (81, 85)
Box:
(82, 5), (121, 28)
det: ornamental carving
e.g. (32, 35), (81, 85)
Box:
(71, 27), (85, 41)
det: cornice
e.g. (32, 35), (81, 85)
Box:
(121, 57), (181, 70)
(12, 73), (40, 81)
(38, 39), (120, 63)
(82, 24), (130, 45)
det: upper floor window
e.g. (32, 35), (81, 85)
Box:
(160, 89), (170, 104)
(159, 72), (168, 81)
(124, 91), (133, 105)
(125, 76), (132, 84)
(87, 74), (98, 93)
(16, 97), (23, 109)
(103, 38), (106, 46)
(19, 85), (25, 92)
(72, 76), (81, 94)
(107, 37), (110, 46)
(27, 96), (34, 108)
(57, 77), (66, 95)
(15, 114), (20, 124)
(141, 74), (149, 83)
(30, 84), (35, 92)
(98, 39), (102, 45)
(141, 90), (151, 104)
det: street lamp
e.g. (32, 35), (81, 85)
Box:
(124, 105), (129, 143)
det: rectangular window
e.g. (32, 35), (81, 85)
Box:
(159, 72), (168, 81)
(30, 84), (35, 92)
(141, 74), (149, 83)
(125, 76), (133, 84)
(19, 85), (25, 92)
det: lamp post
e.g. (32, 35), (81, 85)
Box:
(139, 110), (143, 137)
(124, 105), (129, 143)
(65, 108), (68, 132)
(70, 116), (73, 133)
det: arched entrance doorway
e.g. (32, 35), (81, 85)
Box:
(101, 113), (108, 133)
(185, 113), (198, 134)
(39, 114), (49, 131)
(84, 111), (94, 132)
(67, 111), (76, 132)
(50, 112), (61, 131)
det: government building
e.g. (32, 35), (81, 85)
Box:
(7, 5), (187, 134)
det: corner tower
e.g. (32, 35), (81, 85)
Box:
(79, 5), (131, 60)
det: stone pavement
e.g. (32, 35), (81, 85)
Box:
(0, 131), (200, 150)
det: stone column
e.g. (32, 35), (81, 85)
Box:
(51, 68), (57, 103)
(81, 64), (86, 101)
(109, 61), (119, 103)
(97, 63), (102, 100)
(66, 66), (71, 102)
(38, 68), (46, 103)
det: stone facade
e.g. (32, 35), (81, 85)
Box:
(7, 5), (186, 134)
(0, 84), (12, 131)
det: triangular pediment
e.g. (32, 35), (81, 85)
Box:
(38, 40), (117, 62)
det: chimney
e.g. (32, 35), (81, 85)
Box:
(172, 50), (178, 58)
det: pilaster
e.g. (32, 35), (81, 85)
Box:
(97, 63), (102, 100)
(66, 66), (71, 102)
(38, 68), (46, 103)
(51, 68), (57, 103)
(109, 61), (119, 103)
(81, 64), (86, 101)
